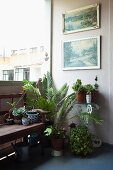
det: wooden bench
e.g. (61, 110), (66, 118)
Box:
(0, 109), (47, 158)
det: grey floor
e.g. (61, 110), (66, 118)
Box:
(0, 144), (113, 170)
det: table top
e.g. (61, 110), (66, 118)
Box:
(0, 123), (44, 145)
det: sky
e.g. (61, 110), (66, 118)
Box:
(0, 0), (46, 56)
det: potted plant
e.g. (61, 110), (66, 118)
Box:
(51, 126), (66, 156)
(72, 79), (86, 103)
(84, 84), (95, 103)
(84, 81), (99, 103)
(47, 91), (75, 156)
(12, 106), (26, 124)
(75, 109), (103, 149)
(69, 125), (94, 156)
(23, 72), (75, 155)
(72, 76), (99, 104)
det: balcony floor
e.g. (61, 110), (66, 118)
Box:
(1, 144), (113, 170)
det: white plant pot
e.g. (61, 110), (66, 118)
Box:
(86, 94), (92, 103)
(51, 150), (63, 157)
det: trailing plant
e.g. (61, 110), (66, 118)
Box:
(7, 92), (26, 117)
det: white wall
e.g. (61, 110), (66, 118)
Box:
(52, 0), (113, 144)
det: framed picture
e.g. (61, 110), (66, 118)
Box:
(63, 4), (100, 34)
(62, 36), (100, 70)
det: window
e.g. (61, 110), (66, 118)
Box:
(15, 68), (30, 81)
(3, 70), (14, 80)
(0, 0), (51, 81)
(23, 68), (30, 80)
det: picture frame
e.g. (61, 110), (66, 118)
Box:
(62, 4), (100, 34)
(62, 36), (100, 70)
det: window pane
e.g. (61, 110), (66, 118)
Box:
(3, 70), (14, 80)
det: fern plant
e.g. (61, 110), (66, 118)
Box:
(76, 112), (103, 125)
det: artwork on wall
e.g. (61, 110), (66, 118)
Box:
(62, 4), (100, 34)
(62, 36), (100, 70)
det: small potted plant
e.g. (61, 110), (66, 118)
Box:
(72, 79), (86, 103)
(51, 126), (66, 156)
(84, 84), (95, 103)
(12, 107), (26, 124)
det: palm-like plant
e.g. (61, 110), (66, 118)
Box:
(23, 72), (75, 138)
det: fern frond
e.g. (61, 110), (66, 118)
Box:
(77, 112), (103, 125)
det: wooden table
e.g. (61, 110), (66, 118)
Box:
(0, 123), (44, 145)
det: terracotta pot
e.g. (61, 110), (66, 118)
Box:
(92, 91), (99, 102)
(76, 91), (86, 103)
(51, 138), (64, 151)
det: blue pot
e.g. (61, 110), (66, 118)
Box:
(27, 111), (39, 123)
(22, 117), (30, 126)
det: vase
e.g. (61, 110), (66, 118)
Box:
(22, 117), (30, 126)
(27, 110), (39, 123)
(86, 93), (92, 103)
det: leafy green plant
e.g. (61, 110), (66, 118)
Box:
(7, 98), (26, 117)
(69, 125), (94, 156)
(51, 126), (65, 139)
(23, 72), (75, 124)
(72, 79), (85, 93)
(84, 84), (95, 94)
(23, 72), (76, 141)
(12, 107), (26, 116)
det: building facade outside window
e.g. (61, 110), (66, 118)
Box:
(0, 0), (51, 81)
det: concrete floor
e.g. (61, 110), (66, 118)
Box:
(0, 144), (113, 170)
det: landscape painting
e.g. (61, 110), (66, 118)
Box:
(63, 4), (100, 34)
(63, 37), (100, 70)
